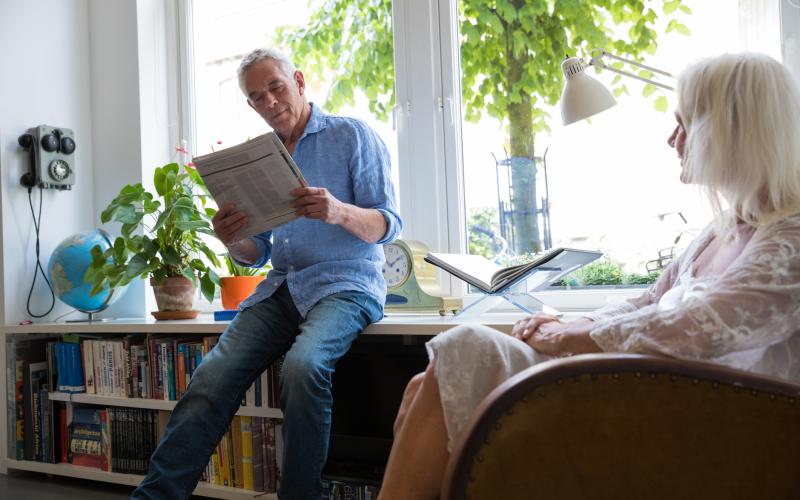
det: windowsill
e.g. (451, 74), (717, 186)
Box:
(460, 286), (646, 314)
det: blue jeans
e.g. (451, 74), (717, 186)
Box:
(132, 283), (383, 500)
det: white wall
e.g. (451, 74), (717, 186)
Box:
(0, 0), (174, 323)
(0, 0), (96, 324)
(87, 0), (149, 319)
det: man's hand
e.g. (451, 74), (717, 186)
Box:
(212, 203), (249, 245)
(513, 314), (601, 357)
(290, 186), (346, 225)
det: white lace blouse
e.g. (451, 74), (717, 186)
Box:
(587, 214), (800, 382)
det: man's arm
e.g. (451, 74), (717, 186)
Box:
(226, 238), (261, 265)
(289, 186), (387, 243)
(212, 202), (271, 265)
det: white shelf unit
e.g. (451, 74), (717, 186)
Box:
(6, 459), (274, 500)
(1, 314), (516, 498)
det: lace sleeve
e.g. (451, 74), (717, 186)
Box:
(589, 218), (800, 359)
(584, 249), (683, 322)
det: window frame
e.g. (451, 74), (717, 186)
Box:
(174, 0), (800, 313)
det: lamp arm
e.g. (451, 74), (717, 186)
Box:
(589, 49), (674, 91)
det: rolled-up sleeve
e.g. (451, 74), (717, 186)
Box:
(233, 230), (272, 269)
(349, 121), (402, 244)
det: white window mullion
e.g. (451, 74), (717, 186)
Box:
(392, 0), (448, 245)
(393, 0), (466, 295)
(781, 0), (800, 83)
(437, 0), (468, 294)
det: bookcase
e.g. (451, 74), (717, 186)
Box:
(0, 315), (516, 499)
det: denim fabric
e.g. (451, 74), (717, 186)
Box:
(132, 283), (383, 500)
(237, 103), (402, 317)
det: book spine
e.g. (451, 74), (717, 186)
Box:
(240, 416), (254, 490)
(70, 342), (86, 393)
(251, 416), (264, 492)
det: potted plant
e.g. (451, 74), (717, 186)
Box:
(219, 253), (269, 310)
(85, 163), (220, 319)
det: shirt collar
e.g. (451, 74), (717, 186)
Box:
(301, 102), (327, 139)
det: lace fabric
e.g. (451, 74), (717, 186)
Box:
(587, 214), (800, 382)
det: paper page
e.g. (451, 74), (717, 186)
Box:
(193, 133), (306, 239)
(425, 253), (500, 292)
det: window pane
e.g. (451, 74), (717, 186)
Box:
(190, 0), (397, 308)
(191, 0), (398, 184)
(458, 0), (781, 284)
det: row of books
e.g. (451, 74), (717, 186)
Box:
(203, 415), (282, 493)
(8, 337), (287, 493)
(70, 405), (160, 474)
(66, 334), (280, 407)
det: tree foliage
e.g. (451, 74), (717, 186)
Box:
(279, 0), (690, 130)
(278, 0), (691, 254)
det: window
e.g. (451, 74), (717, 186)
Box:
(455, 0), (784, 282)
(182, 0), (797, 304)
(187, 0), (399, 306)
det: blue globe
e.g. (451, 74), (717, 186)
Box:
(48, 229), (125, 313)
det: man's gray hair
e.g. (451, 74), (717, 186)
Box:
(237, 48), (296, 96)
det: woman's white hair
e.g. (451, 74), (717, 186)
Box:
(677, 52), (800, 235)
(237, 48), (296, 96)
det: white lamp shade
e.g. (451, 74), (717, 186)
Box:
(560, 57), (617, 125)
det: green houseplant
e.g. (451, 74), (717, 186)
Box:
(85, 163), (221, 316)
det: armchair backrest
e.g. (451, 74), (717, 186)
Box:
(442, 353), (800, 500)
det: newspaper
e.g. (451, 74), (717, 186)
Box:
(193, 132), (306, 239)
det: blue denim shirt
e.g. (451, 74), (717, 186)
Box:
(238, 104), (402, 316)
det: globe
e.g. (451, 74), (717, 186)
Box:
(48, 229), (125, 313)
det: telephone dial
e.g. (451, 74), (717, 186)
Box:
(18, 125), (76, 190)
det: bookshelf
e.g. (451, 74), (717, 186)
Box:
(1, 314), (517, 498)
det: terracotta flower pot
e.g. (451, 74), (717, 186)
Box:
(220, 276), (265, 310)
(150, 276), (196, 312)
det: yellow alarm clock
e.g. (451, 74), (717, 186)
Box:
(382, 239), (461, 315)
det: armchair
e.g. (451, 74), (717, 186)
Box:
(441, 353), (800, 500)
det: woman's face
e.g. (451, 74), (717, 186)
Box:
(667, 111), (689, 183)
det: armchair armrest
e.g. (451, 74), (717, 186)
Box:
(442, 353), (800, 500)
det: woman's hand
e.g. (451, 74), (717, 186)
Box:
(514, 315), (602, 357)
(512, 313), (561, 340)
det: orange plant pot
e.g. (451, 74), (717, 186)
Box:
(220, 276), (265, 310)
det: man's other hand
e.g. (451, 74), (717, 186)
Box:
(290, 186), (346, 225)
(212, 203), (249, 245)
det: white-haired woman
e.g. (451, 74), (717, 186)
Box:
(378, 52), (800, 500)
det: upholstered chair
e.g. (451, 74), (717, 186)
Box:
(442, 353), (800, 500)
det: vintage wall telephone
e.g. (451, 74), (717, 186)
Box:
(18, 125), (76, 190)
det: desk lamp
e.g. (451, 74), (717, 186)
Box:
(560, 49), (674, 125)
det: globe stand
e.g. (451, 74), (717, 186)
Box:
(65, 311), (110, 323)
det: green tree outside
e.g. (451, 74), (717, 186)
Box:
(278, 0), (691, 254)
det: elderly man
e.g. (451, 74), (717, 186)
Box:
(133, 47), (401, 500)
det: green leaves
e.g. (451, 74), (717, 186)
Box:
(85, 163), (222, 303)
(653, 95), (669, 112)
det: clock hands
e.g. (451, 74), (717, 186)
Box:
(387, 256), (403, 267)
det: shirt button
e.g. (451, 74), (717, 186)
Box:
(289, 265), (294, 271)
(283, 238), (289, 243)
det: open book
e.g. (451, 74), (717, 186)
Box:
(193, 132), (306, 239)
(425, 248), (602, 294)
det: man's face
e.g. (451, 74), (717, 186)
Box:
(244, 58), (307, 138)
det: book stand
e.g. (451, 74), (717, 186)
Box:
(454, 266), (562, 319)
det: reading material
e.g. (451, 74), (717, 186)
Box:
(425, 247), (603, 294)
(193, 132), (306, 239)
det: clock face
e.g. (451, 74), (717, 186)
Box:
(382, 243), (411, 288)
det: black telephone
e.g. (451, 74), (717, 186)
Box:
(18, 125), (76, 190)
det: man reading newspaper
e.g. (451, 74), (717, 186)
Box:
(134, 47), (402, 500)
